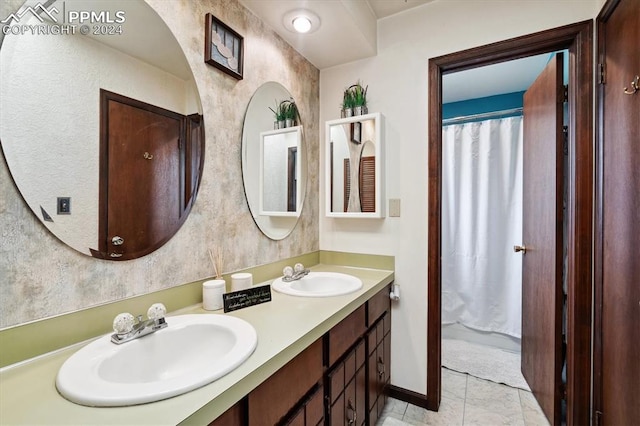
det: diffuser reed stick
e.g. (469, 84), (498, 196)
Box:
(208, 248), (224, 279)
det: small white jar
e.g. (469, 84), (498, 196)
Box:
(230, 272), (252, 292)
(202, 279), (225, 310)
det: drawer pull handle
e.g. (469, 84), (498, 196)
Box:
(378, 356), (385, 378)
(347, 398), (357, 425)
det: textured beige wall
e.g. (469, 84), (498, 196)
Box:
(0, 0), (319, 328)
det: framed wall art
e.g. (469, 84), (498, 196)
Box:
(350, 121), (362, 144)
(205, 13), (244, 80)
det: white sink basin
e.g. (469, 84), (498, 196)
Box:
(56, 314), (257, 407)
(271, 271), (363, 297)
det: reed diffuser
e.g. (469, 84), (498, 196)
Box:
(203, 247), (225, 310)
(208, 247), (224, 279)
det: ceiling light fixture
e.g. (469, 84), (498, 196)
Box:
(283, 9), (320, 34)
(292, 16), (312, 33)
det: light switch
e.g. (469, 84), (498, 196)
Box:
(389, 199), (401, 217)
(57, 197), (71, 214)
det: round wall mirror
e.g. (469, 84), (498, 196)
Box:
(242, 82), (307, 240)
(0, 0), (204, 260)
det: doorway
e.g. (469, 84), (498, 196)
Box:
(440, 86), (525, 390)
(427, 21), (593, 426)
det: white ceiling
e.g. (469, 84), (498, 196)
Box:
(240, 0), (552, 102)
(443, 54), (552, 103)
(367, 0), (436, 19)
(40, 0), (553, 103)
(239, 0), (434, 69)
(48, 0), (193, 81)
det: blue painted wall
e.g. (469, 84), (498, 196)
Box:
(442, 91), (525, 122)
(442, 50), (568, 124)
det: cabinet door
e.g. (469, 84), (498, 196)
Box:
(330, 393), (345, 426)
(378, 331), (391, 419)
(327, 340), (366, 426)
(367, 313), (391, 424)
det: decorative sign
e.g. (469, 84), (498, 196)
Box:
(223, 285), (272, 312)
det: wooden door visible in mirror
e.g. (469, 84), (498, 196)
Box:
(97, 90), (202, 260)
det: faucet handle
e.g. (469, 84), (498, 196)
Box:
(147, 303), (166, 320)
(113, 313), (135, 334)
(283, 266), (294, 278)
(294, 263), (305, 273)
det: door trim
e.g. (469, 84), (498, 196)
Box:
(426, 21), (593, 425)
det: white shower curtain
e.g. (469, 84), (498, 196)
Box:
(441, 116), (523, 338)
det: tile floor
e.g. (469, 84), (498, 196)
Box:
(377, 368), (550, 426)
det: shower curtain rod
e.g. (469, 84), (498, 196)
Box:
(442, 107), (523, 125)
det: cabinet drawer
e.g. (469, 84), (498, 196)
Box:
(327, 305), (366, 366)
(305, 385), (324, 426)
(248, 339), (323, 425)
(367, 284), (391, 326)
(209, 398), (246, 425)
(282, 384), (324, 426)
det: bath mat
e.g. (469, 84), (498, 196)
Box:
(442, 338), (530, 391)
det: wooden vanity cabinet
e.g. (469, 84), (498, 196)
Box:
(326, 285), (392, 426)
(211, 284), (391, 426)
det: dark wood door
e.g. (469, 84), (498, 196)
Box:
(520, 53), (564, 426)
(596, 0), (640, 424)
(102, 92), (183, 260)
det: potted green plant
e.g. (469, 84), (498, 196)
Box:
(341, 89), (355, 118)
(284, 99), (298, 128)
(350, 81), (368, 116)
(269, 100), (288, 129)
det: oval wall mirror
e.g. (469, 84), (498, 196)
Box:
(242, 82), (307, 240)
(0, 0), (204, 260)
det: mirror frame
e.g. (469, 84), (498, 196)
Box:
(325, 112), (385, 218)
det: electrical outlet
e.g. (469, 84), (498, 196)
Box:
(57, 197), (71, 214)
(389, 199), (401, 217)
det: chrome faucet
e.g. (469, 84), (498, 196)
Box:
(111, 303), (168, 344)
(282, 263), (310, 282)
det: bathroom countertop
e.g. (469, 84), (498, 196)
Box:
(0, 264), (393, 425)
